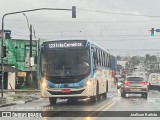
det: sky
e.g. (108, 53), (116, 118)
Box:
(1, 0), (160, 56)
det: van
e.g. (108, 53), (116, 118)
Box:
(148, 73), (160, 90)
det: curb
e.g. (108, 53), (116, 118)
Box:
(3, 90), (40, 92)
(25, 97), (39, 103)
(0, 96), (40, 108)
(0, 103), (16, 108)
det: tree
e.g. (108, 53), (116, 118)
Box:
(144, 54), (157, 64)
(150, 55), (157, 62)
(116, 55), (121, 60)
(131, 56), (140, 66)
(145, 54), (150, 60)
(144, 54), (151, 65)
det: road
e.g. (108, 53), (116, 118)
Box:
(1, 87), (160, 120)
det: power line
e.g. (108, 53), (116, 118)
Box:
(109, 49), (160, 51)
(4, 19), (160, 23)
(78, 8), (160, 18)
(29, 34), (146, 40)
(12, 33), (31, 37)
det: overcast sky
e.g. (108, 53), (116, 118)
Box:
(1, 0), (160, 56)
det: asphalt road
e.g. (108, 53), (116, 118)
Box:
(1, 87), (160, 120)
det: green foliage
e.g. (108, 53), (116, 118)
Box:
(150, 55), (157, 62)
(145, 54), (157, 65)
(131, 56), (141, 66)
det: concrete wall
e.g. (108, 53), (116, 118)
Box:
(7, 72), (16, 89)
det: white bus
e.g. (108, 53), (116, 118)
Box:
(39, 40), (114, 104)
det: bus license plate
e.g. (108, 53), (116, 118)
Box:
(62, 89), (71, 93)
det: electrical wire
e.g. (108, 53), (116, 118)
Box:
(78, 8), (160, 18)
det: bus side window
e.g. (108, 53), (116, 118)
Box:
(106, 54), (110, 68)
(93, 51), (98, 69)
(108, 55), (111, 68)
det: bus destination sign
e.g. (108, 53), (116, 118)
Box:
(44, 41), (86, 49)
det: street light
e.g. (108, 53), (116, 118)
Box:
(23, 13), (36, 39)
(1, 6), (76, 97)
(23, 13), (33, 58)
(23, 13), (30, 31)
(23, 13), (35, 88)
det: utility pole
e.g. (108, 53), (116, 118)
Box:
(29, 24), (33, 87)
(30, 25), (32, 58)
(1, 6), (76, 97)
(157, 52), (159, 72)
(23, 13), (34, 88)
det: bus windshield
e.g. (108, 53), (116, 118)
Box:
(41, 49), (90, 77)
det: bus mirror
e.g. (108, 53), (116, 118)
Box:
(93, 52), (98, 60)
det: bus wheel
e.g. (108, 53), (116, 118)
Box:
(102, 83), (108, 100)
(49, 97), (57, 105)
(104, 84), (108, 99)
(67, 98), (77, 104)
(90, 83), (99, 103)
(106, 81), (108, 92)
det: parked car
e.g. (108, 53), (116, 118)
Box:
(120, 76), (148, 99)
(148, 73), (160, 91)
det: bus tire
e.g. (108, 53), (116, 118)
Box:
(103, 83), (108, 99)
(106, 81), (108, 92)
(90, 83), (99, 103)
(49, 97), (57, 105)
(67, 98), (77, 104)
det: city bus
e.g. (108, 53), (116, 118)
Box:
(39, 40), (115, 104)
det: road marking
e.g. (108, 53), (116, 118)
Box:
(112, 97), (121, 101)
(102, 101), (116, 111)
(82, 100), (117, 120)
(93, 101), (116, 120)
(95, 100), (116, 111)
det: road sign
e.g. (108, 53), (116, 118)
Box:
(156, 29), (160, 32)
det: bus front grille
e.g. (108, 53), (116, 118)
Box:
(47, 89), (85, 95)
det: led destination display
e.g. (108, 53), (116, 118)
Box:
(44, 40), (87, 49)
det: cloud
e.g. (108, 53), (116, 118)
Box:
(1, 0), (160, 56)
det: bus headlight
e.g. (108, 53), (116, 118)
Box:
(41, 81), (48, 88)
(42, 82), (47, 87)
(86, 81), (91, 86)
(84, 80), (92, 86)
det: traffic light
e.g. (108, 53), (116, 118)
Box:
(72, 6), (76, 18)
(2, 46), (7, 57)
(151, 28), (154, 36)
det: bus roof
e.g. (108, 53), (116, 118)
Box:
(42, 39), (110, 54)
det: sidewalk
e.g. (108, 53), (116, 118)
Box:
(0, 90), (41, 108)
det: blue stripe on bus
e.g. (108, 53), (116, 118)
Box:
(47, 77), (88, 88)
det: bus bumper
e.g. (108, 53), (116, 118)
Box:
(40, 86), (94, 98)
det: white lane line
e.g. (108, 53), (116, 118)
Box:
(82, 100), (117, 120)
(102, 101), (116, 111)
(96, 100), (116, 111)
(93, 101), (117, 120)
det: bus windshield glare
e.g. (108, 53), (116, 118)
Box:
(41, 49), (90, 77)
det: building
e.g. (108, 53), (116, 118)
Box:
(0, 30), (12, 39)
(0, 39), (39, 89)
